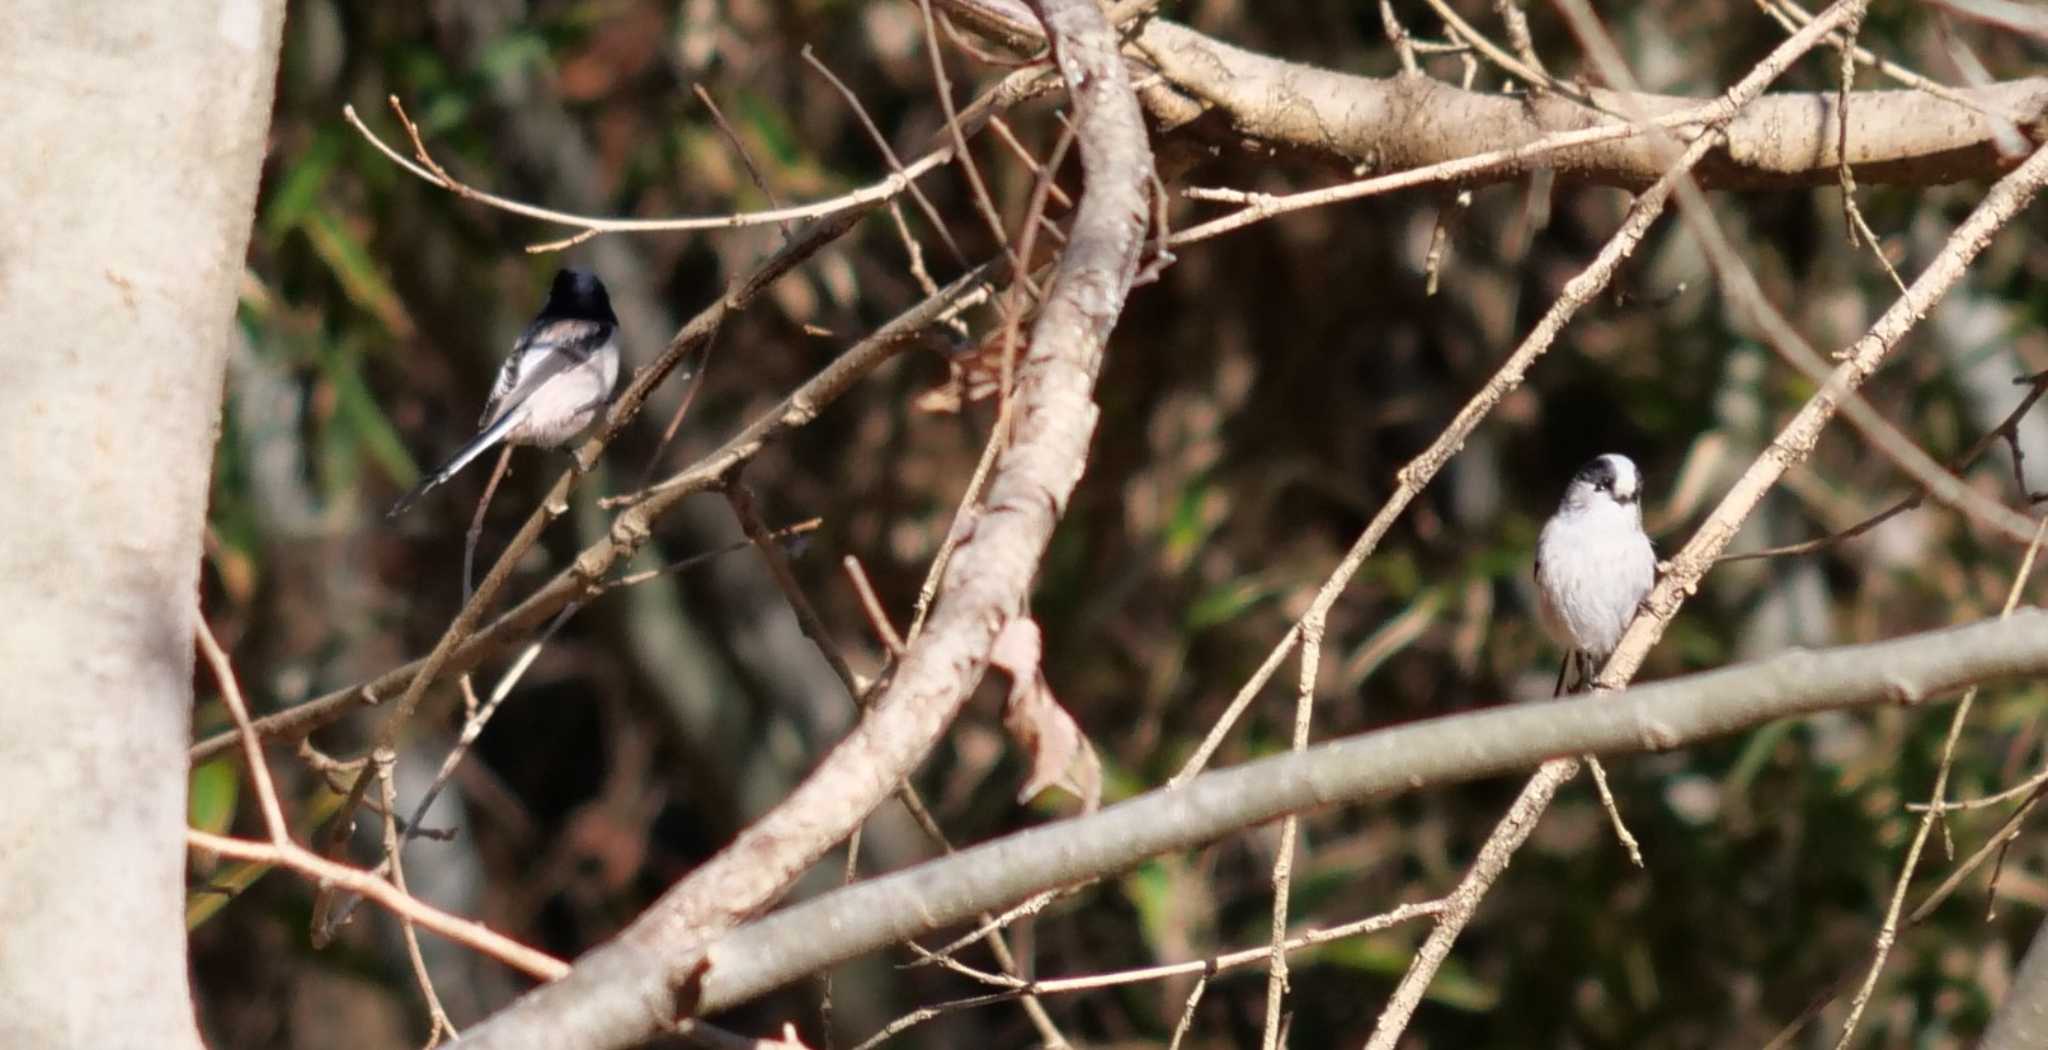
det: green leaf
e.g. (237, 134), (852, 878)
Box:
(1119, 857), (1189, 959)
(1315, 937), (1499, 1011)
(1186, 577), (1283, 632)
(1723, 717), (1796, 801)
(188, 759), (240, 834)
(477, 30), (552, 89)
(1160, 483), (1213, 568)
(186, 788), (350, 930)
(734, 90), (805, 168)
(262, 129), (343, 245)
(185, 857), (275, 930)
(321, 336), (419, 488)
(302, 208), (415, 339)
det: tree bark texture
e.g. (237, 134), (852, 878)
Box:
(0, 1), (286, 1045)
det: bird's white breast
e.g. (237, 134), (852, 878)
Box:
(1535, 501), (1655, 659)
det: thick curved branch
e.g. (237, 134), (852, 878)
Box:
(686, 610), (2048, 1014)
(446, 1), (1153, 1046)
(1135, 20), (2046, 189)
(938, 0), (2048, 190)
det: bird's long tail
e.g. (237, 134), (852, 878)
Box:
(386, 410), (523, 518)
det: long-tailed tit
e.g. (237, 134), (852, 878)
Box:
(1534, 453), (1656, 695)
(388, 268), (622, 517)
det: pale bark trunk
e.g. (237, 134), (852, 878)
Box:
(0, 1), (285, 1044)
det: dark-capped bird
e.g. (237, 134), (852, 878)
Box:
(388, 268), (622, 517)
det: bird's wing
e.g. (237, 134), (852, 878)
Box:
(479, 319), (609, 427)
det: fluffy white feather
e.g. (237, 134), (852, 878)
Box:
(1535, 453), (1656, 685)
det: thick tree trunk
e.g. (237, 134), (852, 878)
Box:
(0, 1), (285, 1044)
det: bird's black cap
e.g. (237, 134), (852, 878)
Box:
(540, 268), (617, 324)
(1571, 453), (1641, 504)
(1574, 455), (1618, 491)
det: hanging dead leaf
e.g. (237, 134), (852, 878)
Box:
(990, 617), (1102, 812)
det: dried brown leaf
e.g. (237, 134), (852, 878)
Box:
(990, 618), (1102, 811)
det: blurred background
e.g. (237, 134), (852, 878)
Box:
(191, 0), (2048, 1046)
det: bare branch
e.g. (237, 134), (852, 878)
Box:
(1596, 136), (2048, 691)
(187, 830), (567, 981)
(447, 0), (1154, 1043)
(343, 70), (1055, 249)
(686, 611), (2048, 1017)
(854, 900), (1446, 1045)
(1366, 759), (1576, 1048)
(1129, 16), (2046, 190)
(191, 251), (1002, 766)
(1834, 518), (2047, 1046)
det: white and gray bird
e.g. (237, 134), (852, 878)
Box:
(1534, 453), (1657, 695)
(388, 268), (623, 517)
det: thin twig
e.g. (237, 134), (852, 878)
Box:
(1834, 516), (2048, 1047)
(988, 115), (1075, 212)
(843, 556), (907, 656)
(1584, 754), (1645, 867)
(1423, 60), (1481, 296)
(196, 618), (289, 845)
(1494, 0), (1550, 83)
(463, 446), (514, 603)
(1366, 761), (1577, 1048)
(632, 320), (718, 493)
(597, 520), (821, 592)
(1828, 6), (1910, 294)
(693, 83), (795, 240)
(346, 91), (954, 251)
(322, 599), (584, 936)
(1257, 614), (1322, 1049)
(377, 749), (459, 1044)
(917, 0), (1026, 277)
(725, 483), (1072, 1048)
(1166, 969), (1211, 1050)
(190, 827), (568, 979)
(1758, 0), (2033, 133)
(1380, 0), (1420, 75)
(1358, 6), (1874, 1043)
(1910, 786), (2048, 928)
(403, 603), (580, 846)
(1910, 763), (2048, 814)
(857, 900), (1445, 1047)
(1930, 9), (2036, 157)
(1590, 42), (2048, 702)
(1719, 371), (2048, 563)
(800, 45), (969, 269)
(1417, 0), (1574, 97)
